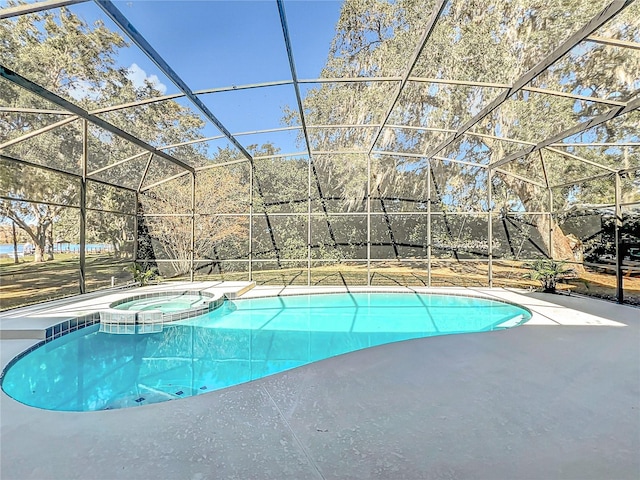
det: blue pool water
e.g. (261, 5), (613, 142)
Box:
(1, 293), (530, 411)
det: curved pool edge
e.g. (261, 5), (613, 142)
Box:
(0, 287), (632, 416)
(1, 289), (534, 412)
(0, 287), (535, 381)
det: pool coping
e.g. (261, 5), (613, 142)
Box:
(0, 284), (628, 373)
(1, 283), (627, 343)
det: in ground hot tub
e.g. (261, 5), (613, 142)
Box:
(99, 290), (223, 334)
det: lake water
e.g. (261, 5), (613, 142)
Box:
(0, 243), (111, 256)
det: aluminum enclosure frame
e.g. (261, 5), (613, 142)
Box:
(0, 0), (638, 303)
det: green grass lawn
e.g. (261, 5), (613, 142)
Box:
(2, 256), (637, 311)
(0, 254), (133, 311)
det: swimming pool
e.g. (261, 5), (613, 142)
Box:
(1, 292), (530, 411)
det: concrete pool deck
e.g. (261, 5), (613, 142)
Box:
(1, 285), (638, 479)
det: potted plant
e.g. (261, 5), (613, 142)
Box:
(524, 259), (575, 293)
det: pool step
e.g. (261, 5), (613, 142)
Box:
(496, 314), (524, 328)
(221, 281), (256, 300)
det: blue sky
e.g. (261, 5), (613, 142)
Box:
(0, 0), (344, 154)
(66, 0), (344, 154)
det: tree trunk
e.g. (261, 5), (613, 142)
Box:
(11, 221), (19, 264)
(46, 224), (54, 261)
(34, 224), (47, 262)
(3, 209), (52, 263)
(498, 173), (584, 272)
(535, 215), (585, 273)
(34, 242), (45, 262)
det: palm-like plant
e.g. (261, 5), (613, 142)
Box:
(524, 259), (574, 293)
(124, 263), (158, 286)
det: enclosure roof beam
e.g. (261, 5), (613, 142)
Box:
(87, 135), (228, 178)
(0, 153), (137, 192)
(544, 146), (618, 172)
(308, 124), (378, 130)
(551, 171), (614, 189)
(1, 65), (195, 174)
(276, 0), (314, 163)
(87, 74), (623, 119)
(88, 152), (147, 178)
(196, 152), (313, 172)
(409, 78), (626, 106)
(87, 127), (304, 178)
(421, 0), (634, 161)
(0, 107), (74, 115)
(137, 153), (154, 193)
(492, 167), (547, 188)
(523, 86), (626, 106)
(298, 77), (627, 109)
(298, 77), (401, 84)
(372, 142), (611, 183)
(235, 126), (300, 136)
(0, 115), (77, 150)
(384, 124), (537, 146)
(367, 0), (448, 155)
(0, 0), (88, 19)
(551, 142), (640, 147)
(381, 124), (611, 169)
(371, 150), (487, 169)
(94, 0), (255, 164)
(312, 150), (367, 155)
(385, 124), (456, 134)
(89, 93), (183, 115)
(586, 35), (640, 50)
(127, 121), (617, 175)
(90, 81), (295, 115)
(140, 171), (191, 192)
(195, 158), (250, 171)
(88, 79), (390, 116)
(195, 80), (294, 95)
(253, 151), (307, 160)
(408, 77), (510, 89)
(491, 96), (640, 170)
